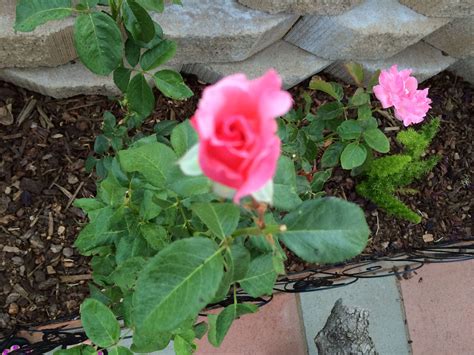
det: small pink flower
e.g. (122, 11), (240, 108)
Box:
(373, 65), (431, 126)
(191, 69), (292, 202)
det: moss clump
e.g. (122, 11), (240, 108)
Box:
(356, 118), (441, 223)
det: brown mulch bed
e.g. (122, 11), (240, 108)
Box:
(0, 71), (472, 332)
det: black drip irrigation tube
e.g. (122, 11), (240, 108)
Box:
(2, 239), (473, 354)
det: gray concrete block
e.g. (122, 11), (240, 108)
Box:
(285, 0), (449, 60)
(0, 61), (182, 99)
(237, 0), (363, 15)
(399, 0), (474, 18)
(449, 56), (474, 84)
(299, 277), (410, 355)
(182, 40), (332, 89)
(0, 2), (77, 68)
(153, 0), (299, 63)
(326, 41), (457, 85)
(424, 18), (474, 59)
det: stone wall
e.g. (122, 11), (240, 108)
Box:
(0, 0), (472, 98)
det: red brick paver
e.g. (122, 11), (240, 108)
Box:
(195, 293), (307, 355)
(399, 259), (474, 355)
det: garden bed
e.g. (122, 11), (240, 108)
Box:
(0, 71), (472, 333)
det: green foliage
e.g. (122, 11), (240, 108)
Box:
(15, 0), (193, 177)
(15, 0), (73, 32)
(80, 298), (121, 347)
(69, 118), (370, 353)
(356, 118), (441, 223)
(279, 198), (369, 264)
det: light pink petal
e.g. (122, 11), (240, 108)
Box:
(373, 84), (393, 108)
(259, 90), (293, 119)
(405, 76), (418, 93)
(234, 137), (281, 202)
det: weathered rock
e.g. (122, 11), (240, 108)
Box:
(0, 61), (182, 98)
(0, 1), (77, 68)
(38, 278), (58, 291)
(449, 57), (474, 84)
(153, 0), (298, 63)
(424, 18), (474, 59)
(285, 0), (449, 60)
(237, 0), (363, 15)
(326, 42), (457, 84)
(399, 0), (474, 18)
(62, 247), (74, 258)
(183, 41), (332, 89)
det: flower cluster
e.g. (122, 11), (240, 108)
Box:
(373, 65), (431, 126)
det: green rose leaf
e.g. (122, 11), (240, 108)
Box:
(136, 0), (165, 12)
(238, 254), (277, 297)
(357, 104), (372, 120)
(94, 134), (110, 154)
(309, 78), (343, 101)
(154, 70), (193, 100)
(107, 346), (133, 355)
(15, 0), (72, 32)
(228, 244), (251, 282)
(192, 203), (240, 240)
(140, 223), (169, 251)
(119, 141), (176, 187)
(125, 38), (141, 67)
(127, 73), (155, 118)
(174, 335), (193, 355)
(363, 128), (390, 153)
(80, 298), (120, 348)
(208, 303), (258, 347)
(321, 142), (344, 168)
(122, 0), (155, 43)
(273, 156), (303, 211)
(279, 197), (370, 264)
(113, 67), (132, 93)
(311, 168), (332, 193)
(171, 120), (198, 157)
(337, 120), (363, 140)
(316, 102), (344, 121)
(340, 142), (367, 169)
(110, 256), (146, 291)
(133, 238), (224, 337)
(54, 345), (97, 354)
(140, 40), (177, 71)
(349, 90), (370, 106)
(74, 12), (123, 75)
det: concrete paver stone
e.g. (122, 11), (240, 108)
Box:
(399, 259), (474, 355)
(299, 276), (410, 355)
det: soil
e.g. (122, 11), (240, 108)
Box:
(0, 71), (472, 332)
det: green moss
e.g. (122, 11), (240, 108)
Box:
(356, 118), (441, 224)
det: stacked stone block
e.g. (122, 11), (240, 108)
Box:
(0, 0), (472, 99)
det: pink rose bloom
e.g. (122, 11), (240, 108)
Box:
(191, 69), (292, 202)
(373, 65), (431, 126)
(394, 88), (432, 126)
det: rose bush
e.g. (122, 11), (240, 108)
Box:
(68, 69), (370, 354)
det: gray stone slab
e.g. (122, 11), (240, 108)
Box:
(237, 0), (363, 15)
(424, 18), (474, 59)
(299, 277), (410, 355)
(182, 40), (332, 89)
(0, 1), (77, 68)
(399, 0), (474, 18)
(326, 41), (457, 85)
(0, 61), (182, 99)
(285, 0), (449, 60)
(449, 56), (474, 84)
(153, 0), (299, 63)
